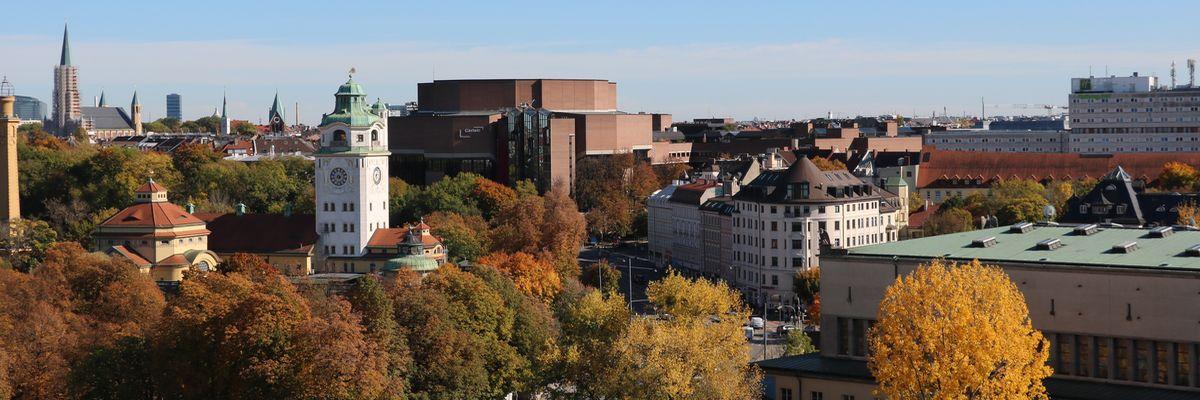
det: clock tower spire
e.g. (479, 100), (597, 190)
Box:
(314, 73), (390, 273)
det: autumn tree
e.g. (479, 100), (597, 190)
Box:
(925, 207), (975, 235)
(609, 271), (761, 399)
(792, 267), (820, 305)
(810, 156), (847, 171)
(1158, 161), (1199, 190)
(575, 153), (659, 240)
(869, 259), (1051, 400)
(0, 218), (58, 272)
(581, 260), (621, 294)
(423, 211), (491, 262)
(479, 251), (562, 303)
(1178, 201), (1200, 226)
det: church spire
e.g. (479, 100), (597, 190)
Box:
(130, 90), (139, 109)
(98, 91), (107, 107)
(60, 24), (71, 66)
(222, 92), (228, 118)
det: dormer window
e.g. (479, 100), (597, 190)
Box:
(799, 183), (809, 199)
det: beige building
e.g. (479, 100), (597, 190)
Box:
(1, 81), (19, 221)
(94, 181), (220, 282)
(758, 222), (1200, 399)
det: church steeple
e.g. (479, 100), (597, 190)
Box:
(131, 91), (142, 135)
(98, 91), (107, 107)
(268, 92), (286, 133)
(221, 92), (228, 118)
(60, 24), (71, 66)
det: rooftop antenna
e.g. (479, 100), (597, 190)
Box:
(1171, 61), (1177, 88)
(1189, 59), (1196, 88)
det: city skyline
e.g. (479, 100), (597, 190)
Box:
(1, 1), (1198, 124)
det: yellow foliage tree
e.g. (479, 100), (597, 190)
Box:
(810, 156), (847, 171)
(868, 259), (1051, 400)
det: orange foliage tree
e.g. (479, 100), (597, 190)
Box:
(479, 252), (562, 302)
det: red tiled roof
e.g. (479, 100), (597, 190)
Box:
(157, 254), (190, 266)
(917, 147), (1200, 188)
(194, 213), (317, 254)
(907, 203), (941, 228)
(367, 227), (441, 248)
(99, 202), (206, 229)
(135, 180), (167, 193)
(107, 245), (152, 267)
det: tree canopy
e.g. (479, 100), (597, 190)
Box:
(869, 259), (1051, 400)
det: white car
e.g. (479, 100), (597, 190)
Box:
(749, 317), (765, 329)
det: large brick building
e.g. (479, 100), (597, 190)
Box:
(388, 79), (669, 192)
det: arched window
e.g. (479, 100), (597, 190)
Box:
(333, 130), (347, 143)
(371, 130), (378, 141)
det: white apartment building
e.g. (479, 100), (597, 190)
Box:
(729, 157), (905, 307)
(926, 129), (1200, 154)
(1070, 73), (1200, 135)
(647, 159), (759, 277)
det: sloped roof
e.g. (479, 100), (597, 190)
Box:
(734, 157), (881, 204)
(367, 226), (441, 248)
(106, 245), (151, 267)
(918, 147), (1200, 188)
(668, 181), (718, 205)
(81, 107), (133, 130)
(136, 180), (167, 193)
(195, 213), (317, 254)
(98, 202), (206, 229)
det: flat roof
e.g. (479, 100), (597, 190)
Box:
(845, 224), (1200, 272)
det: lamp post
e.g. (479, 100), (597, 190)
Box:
(627, 256), (634, 313)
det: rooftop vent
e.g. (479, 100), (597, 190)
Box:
(1112, 241), (1138, 253)
(1186, 244), (1200, 256)
(1010, 222), (1035, 234)
(1036, 238), (1062, 250)
(971, 236), (998, 248)
(1074, 224), (1099, 236)
(1149, 226), (1174, 238)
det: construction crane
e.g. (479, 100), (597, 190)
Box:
(992, 104), (1068, 117)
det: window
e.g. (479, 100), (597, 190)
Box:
(780, 388), (793, 400)
(810, 392), (823, 400)
(371, 130), (379, 141)
(842, 396), (854, 400)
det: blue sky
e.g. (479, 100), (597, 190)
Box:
(2, 0), (1198, 124)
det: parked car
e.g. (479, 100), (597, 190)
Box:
(776, 324), (798, 336)
(749, 317), (765, 329)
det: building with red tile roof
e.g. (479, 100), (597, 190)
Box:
(916, 146), (1200, 203)
(194, 212), (318, 276)
(346, 220), (447, 274)
(94, 180), (219, 281)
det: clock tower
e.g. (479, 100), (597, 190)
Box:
(315, 73), (390, 273)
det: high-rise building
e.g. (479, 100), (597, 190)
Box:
(52, 24), (81, 135)
(1, 78), (20, 221)
(166, 93), (182, 120)
(1069, 73), (1200, 134)
(13, 96), (46, 122)
(314, 75), (391, 272)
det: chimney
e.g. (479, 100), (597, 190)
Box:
(235, 203), (246, 216)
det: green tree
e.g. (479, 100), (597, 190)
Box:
(232, 120), (258, 135)
(0, 218), (59, 272)
(784, 331), (817, 356)
(925, 207), (975, 235)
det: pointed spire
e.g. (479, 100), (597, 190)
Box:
(131, 90), (139, 108)
(98, 91), (107, 107)
(270, 92), (282, 115)
(60, 23), (71, 66)
(221, 91), (228, 118)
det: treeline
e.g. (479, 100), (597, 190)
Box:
(0, 244), (761, 399)
(17, 130), (313, 245)
(141, 117), (257, 135)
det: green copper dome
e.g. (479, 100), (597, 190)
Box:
(321, 78), (379, 127)
(383, 255), (439, 273)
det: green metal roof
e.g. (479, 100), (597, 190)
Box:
(383, 255), (439, 272)
(847, 224), (1200, 271)
(320, 78), (381, 127)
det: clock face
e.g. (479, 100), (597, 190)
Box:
(329, 167), (349, 187)
(373, 167), (382, 185)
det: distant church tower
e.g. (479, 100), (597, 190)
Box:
(1, 78), (20, 221)
(130, 91), (142, 135)
(220, 93), (231, 135)
(315, 72), (390, 272)
(268, 92), (286, 133)
(52, 24), (81, 135)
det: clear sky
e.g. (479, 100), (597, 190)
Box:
(2, 0), (1198, 124)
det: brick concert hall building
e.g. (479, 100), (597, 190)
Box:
(388, 79), (670, 192)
